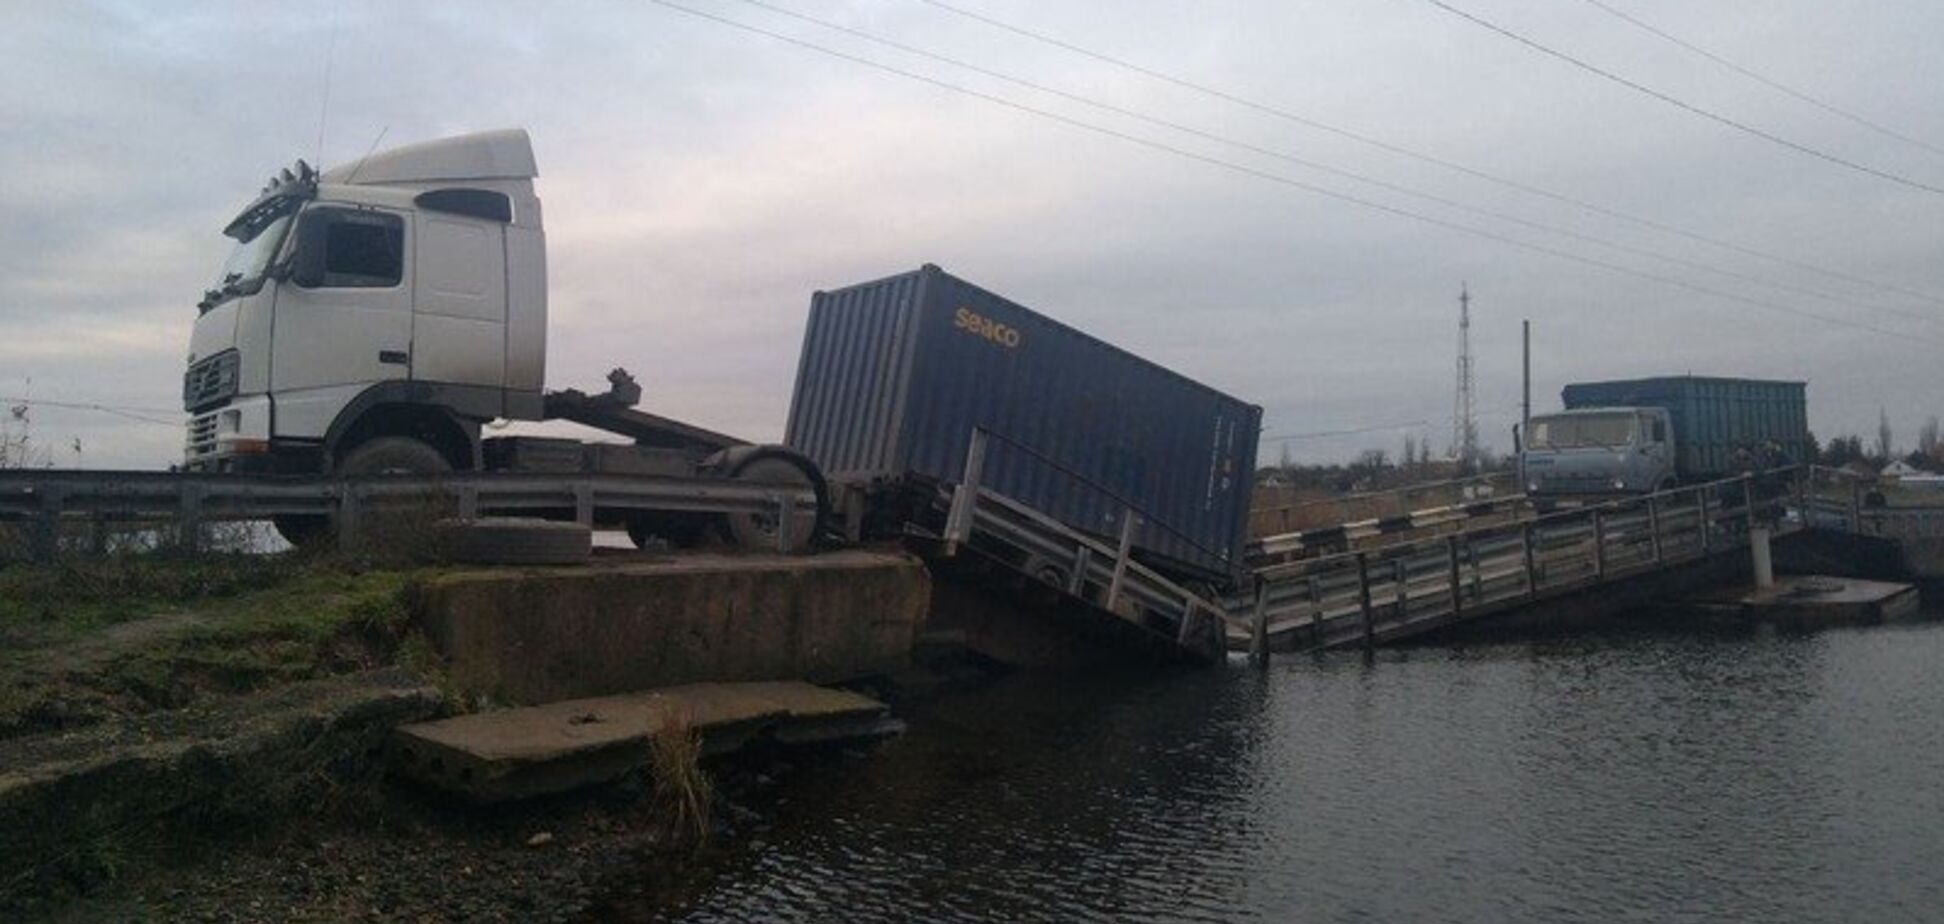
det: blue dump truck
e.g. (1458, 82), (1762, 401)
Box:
(1519, 375), (1810, 499)
(785, 264), (1262, 587)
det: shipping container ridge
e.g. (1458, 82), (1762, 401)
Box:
(785, 264), (1263, 583)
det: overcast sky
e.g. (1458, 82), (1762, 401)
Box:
(4, 0), (1941, 468)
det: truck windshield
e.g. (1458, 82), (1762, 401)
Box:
(1528, 413), (1637, 450)
(200, 205), (296, 311)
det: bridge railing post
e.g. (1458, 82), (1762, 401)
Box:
(1356, 552), (1375, 653)
(1590, 510), (1606, 580)
(943, 428), (989, 551)
(1308, 575), (1325, 648)
(1849, 479), (1863, 533)
(1248, 576), (1270, 669)
(1446, 535), (1462, 615)
(1647, 494), (1663, 564)
(1393, 556), (1409, 624)
(1521, 522), (1538, 596)
(1741, 475), (1757, 538)
(1699, 490), (1712, 554)
(1103, 508), (1139, 613)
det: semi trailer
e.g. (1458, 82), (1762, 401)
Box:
(183, 129), (826, 548)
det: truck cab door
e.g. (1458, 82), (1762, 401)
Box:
(411, 213), (507, 391)
(1640, 411), (1674, 486)
(270, 206), (413, 439)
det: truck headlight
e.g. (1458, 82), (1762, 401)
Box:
(1612, 478), (1627, 490)
(1527, 481), (1540, 493)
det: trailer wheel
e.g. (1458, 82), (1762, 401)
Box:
(723, 455), (824, 554)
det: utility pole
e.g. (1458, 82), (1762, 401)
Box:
(1452, 284), (1477, 471)
(1521, 319), (1531, 436)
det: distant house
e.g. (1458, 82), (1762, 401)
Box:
(1882, 460), (1923, 480)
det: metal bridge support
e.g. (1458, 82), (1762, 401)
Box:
(1750, 527), (1775, 588)
(1103, 509), (1139, 614)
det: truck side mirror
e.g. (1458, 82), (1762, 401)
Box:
(1511, 423), (1522, 453)
(288, 208), (331, 288)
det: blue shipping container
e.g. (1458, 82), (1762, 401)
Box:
(1561, 376), (1809, 476)
(785, 264), (1262, 582)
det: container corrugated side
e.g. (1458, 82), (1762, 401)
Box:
(1562, 376), (1808, 475)
(786, 265), (1261, 581)
(784, 270), (927, 478)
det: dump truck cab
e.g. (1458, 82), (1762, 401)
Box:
(183, 129), (547, 474)
(1520, 406), (1676, 497)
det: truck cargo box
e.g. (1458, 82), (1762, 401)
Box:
(1561, 376), (1809, 477)
(785, 264), (1261, 583)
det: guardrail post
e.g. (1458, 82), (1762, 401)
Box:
(1249, 577), (1270, 668)
(1521, 522), (1538, 595)
(773, 494), (794, 553)
(1068, 546), (1091, 596)
(1647, 495), (1663, 564)
(942, 428), (988, 551)
(456, 484), (479, 520)
(1590, 510), (1606, 580)
(574, 483), (594, 527)
(177, 483), (205, 554)
(337, 483), (362, 548)
(1446, 535), (1462, 615)
(1356, 552), (1375, 653)
(32, 486), (64, 562)
(1103, 508), (1140, 613)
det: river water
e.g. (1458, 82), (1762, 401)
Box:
(621, 619), (1944, 923)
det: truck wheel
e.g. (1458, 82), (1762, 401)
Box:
(723, 455), (823, 554)
(625, 512), (711, 550)
(338, 437), (453, 476)
(273, 515), (329, 548)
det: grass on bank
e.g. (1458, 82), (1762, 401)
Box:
(0, 552), (440, 740)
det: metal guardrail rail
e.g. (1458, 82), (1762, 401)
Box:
(1228, 469), (1817, 653)
(0, 469), (818, 558)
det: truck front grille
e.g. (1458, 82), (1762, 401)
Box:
(183, 350), (240, 412)
(185, 412), (219, 462)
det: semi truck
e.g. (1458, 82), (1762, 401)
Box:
(1518, 375), (1809, 499)
(183, 128), (827, 548)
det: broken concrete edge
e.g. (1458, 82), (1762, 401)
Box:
(392, 681), (896, 804)
(0, 670), (444, 909)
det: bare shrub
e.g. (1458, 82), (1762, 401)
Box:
(649, 706), (714, 849)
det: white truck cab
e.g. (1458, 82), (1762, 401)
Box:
(184, 129), (548, 475)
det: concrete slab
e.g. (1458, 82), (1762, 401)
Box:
(1687, 574), (1922, 628)
(392, 681), (894, 802)
(413, 549), (929, 704)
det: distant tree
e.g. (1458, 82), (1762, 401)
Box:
(1803, 431), (1823, 465)
(1401, 434), (1418, 472)
(1823, 434), (1866, 467)
(1922, 416), (1940, 460)
(1354, 448), (1389, 472)
(1905, 450), (1933, 472)
(1876, 407), (1894, 461)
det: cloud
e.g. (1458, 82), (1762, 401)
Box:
(1, 0), (1940, 469)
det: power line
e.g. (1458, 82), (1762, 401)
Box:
(1417, 0), (1944, 196)
(1, 396), (181, 427)
(1263, 405), (1520, 443)
(1578, 0), (1944, 160)
(912, 0), (1944, 309)
(728, 0), (1930, 326)
(643, 0), (1934, 343)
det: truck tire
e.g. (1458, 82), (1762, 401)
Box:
(723, 454), (823, 554)
(338, 436), (453, 476)
(436, 518), (591, 565)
